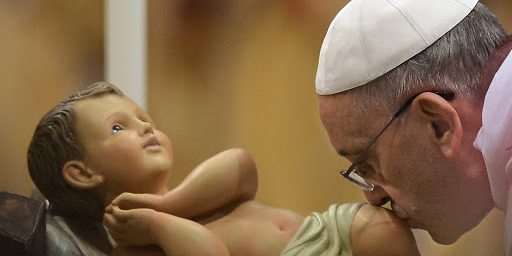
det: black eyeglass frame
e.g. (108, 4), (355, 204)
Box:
(340, 91), (455, 191)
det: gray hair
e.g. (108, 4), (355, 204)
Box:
(346, 3), (508, 118)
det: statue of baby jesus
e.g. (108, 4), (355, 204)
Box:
(28, 82), (420, 256)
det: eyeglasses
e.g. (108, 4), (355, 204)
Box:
(340, 91), (455, 191)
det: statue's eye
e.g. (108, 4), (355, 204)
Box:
(111, 124), (124, 135)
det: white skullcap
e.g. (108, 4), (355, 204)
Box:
(316, 0), (479, 95)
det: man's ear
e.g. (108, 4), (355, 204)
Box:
(62, 160), (104, 189)
(411, 92), (462, 158)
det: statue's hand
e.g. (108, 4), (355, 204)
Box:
(104, 205), (157, 246)
(111, 192), (165, 212)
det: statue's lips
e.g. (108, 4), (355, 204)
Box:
(143, 136), (161, 151)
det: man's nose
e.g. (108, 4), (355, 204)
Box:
(363, 185), (390, 206)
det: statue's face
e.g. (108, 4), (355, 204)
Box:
(74, 94), (173, 196)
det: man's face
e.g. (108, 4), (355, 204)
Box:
(318, 93), (493, 244)
(74, 94), (173, 197)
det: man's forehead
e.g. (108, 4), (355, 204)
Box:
(318, 94), (366, 132)
(319, 95), (355, 122)
(318, 94), (381, 155)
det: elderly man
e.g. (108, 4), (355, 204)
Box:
(316, 0), (512, 254)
